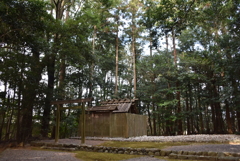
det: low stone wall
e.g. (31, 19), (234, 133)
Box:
(30, 141), (240, 161)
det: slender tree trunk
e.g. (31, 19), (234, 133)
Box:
(16, 70), (23, 142)
(172, 28), (177, 65)
(152, 103), (157, 135)
(132, 28), (137, 98)
(150, 32), (153, 57)
(189, 84), (193, 134)
(58, 4), (70, 100)
(231, 111), (236, 133)
(186, 90), (190, 135)
(225, 100), (233, 134)
(115, 24), (119, 97)
(157, 107), (161, 135)
(198, 85), (204, 134)
(147, 103), (153, 135)
(5, 90), (15, 140)
(213, 85), (224, 133)
(165, 33), (168, 52)
(89, 25), (96, 104)
(210, 103), (217, 133)
(237, 111), (240, 132)
(172, 28), (182, 135)
(165, 82), (173, 135)
(205, 105), (210, 133)
(42, 0), (66, 137)
(0, 82), (7, 141)
(231, 79), (240, 132)
(42, 55), (55, 138)
(58, 56), (66, 98)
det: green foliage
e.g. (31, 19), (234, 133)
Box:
(1, 0), (240, 141)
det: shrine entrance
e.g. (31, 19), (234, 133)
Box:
(51, 98), (93, 144)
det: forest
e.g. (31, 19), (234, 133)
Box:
(0, 0), (240, 145)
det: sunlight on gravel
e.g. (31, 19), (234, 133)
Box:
(71, 134), (240, 143)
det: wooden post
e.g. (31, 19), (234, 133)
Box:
(78, 110), (81, 137)
(51, 98), (93, 144)
(55, 104), (60, 143)
(81, 103), (86, 144)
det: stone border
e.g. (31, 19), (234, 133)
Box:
(30, 141), (240, 161)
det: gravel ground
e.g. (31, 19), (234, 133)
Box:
(1, 135), (240, 161)
(37, 138), (105, 146)
(0, 149), (166, 161)
(83, 134), (240, 142)
(0, 148), (82, 161)
(164, 144), (240, 153)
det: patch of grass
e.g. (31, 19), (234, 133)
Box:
(74, 151), (204, 161)
(98, 141), (197, 149)
(74, 151), (139, 161)
(31, 147), (205, 161)
(156, 156), (205, 161)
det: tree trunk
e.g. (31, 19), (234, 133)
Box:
(152, 103), (157, 135)
(88, 25), (96, 105)
(41, 55), (55, 138)
(115, 23), (119, 97)
(205, 105), (210, 133)
(210, 103), (217, 133)
(58, 2), (70, 100)
(16, 74), (23, 143)
(41, 0), (66, 137)
(0, 82), (7, 141)
(172, 28), (182, 135)
(237, 111), (240, 132)
(189, 85), (194, 134)
(172, 28), (177, 65)
(165, 33), (168, 52)
(185, 90), (190, 135)
(231, 111), (236, 133)
(18, 51), (43, 145)
(231, 78), (240, 132)
(132, 31), (137, 98)
(225, 100), (233, 134)
(198, 85), (204, 134)
(5, 91), (15, 140)
(213, 85), (224, 133)
(147, 103), (152, 135)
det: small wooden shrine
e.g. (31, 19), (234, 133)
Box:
(83, 98), (148, 138)
(87, 98), (139, 114)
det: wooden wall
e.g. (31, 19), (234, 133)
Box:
(82, 113), (148, 138)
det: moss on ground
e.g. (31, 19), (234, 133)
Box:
(31, 147), (205, 161)
(74, 151), (139, 161)
(98, 141), (209, 149)
(74, 151), (205, 161)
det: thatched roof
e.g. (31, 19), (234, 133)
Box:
(86, 98), (138, 113)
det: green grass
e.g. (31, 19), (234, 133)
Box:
(74, 151), (139, 161)
(32, 140), (220, 161)
(31, 147), (205, 161)
(97, 141), (203, 149)
(74, 151), (204, 161)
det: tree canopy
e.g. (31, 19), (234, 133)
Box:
(0, 0), (240, 143)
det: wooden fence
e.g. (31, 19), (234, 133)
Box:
(81, 113), (148, 138)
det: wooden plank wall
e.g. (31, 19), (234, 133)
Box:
(83, 113), (148, 138)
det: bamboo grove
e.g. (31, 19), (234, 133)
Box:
(0, 0), (240, 144)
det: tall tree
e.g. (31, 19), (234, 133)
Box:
(0, 0), (53, 143)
